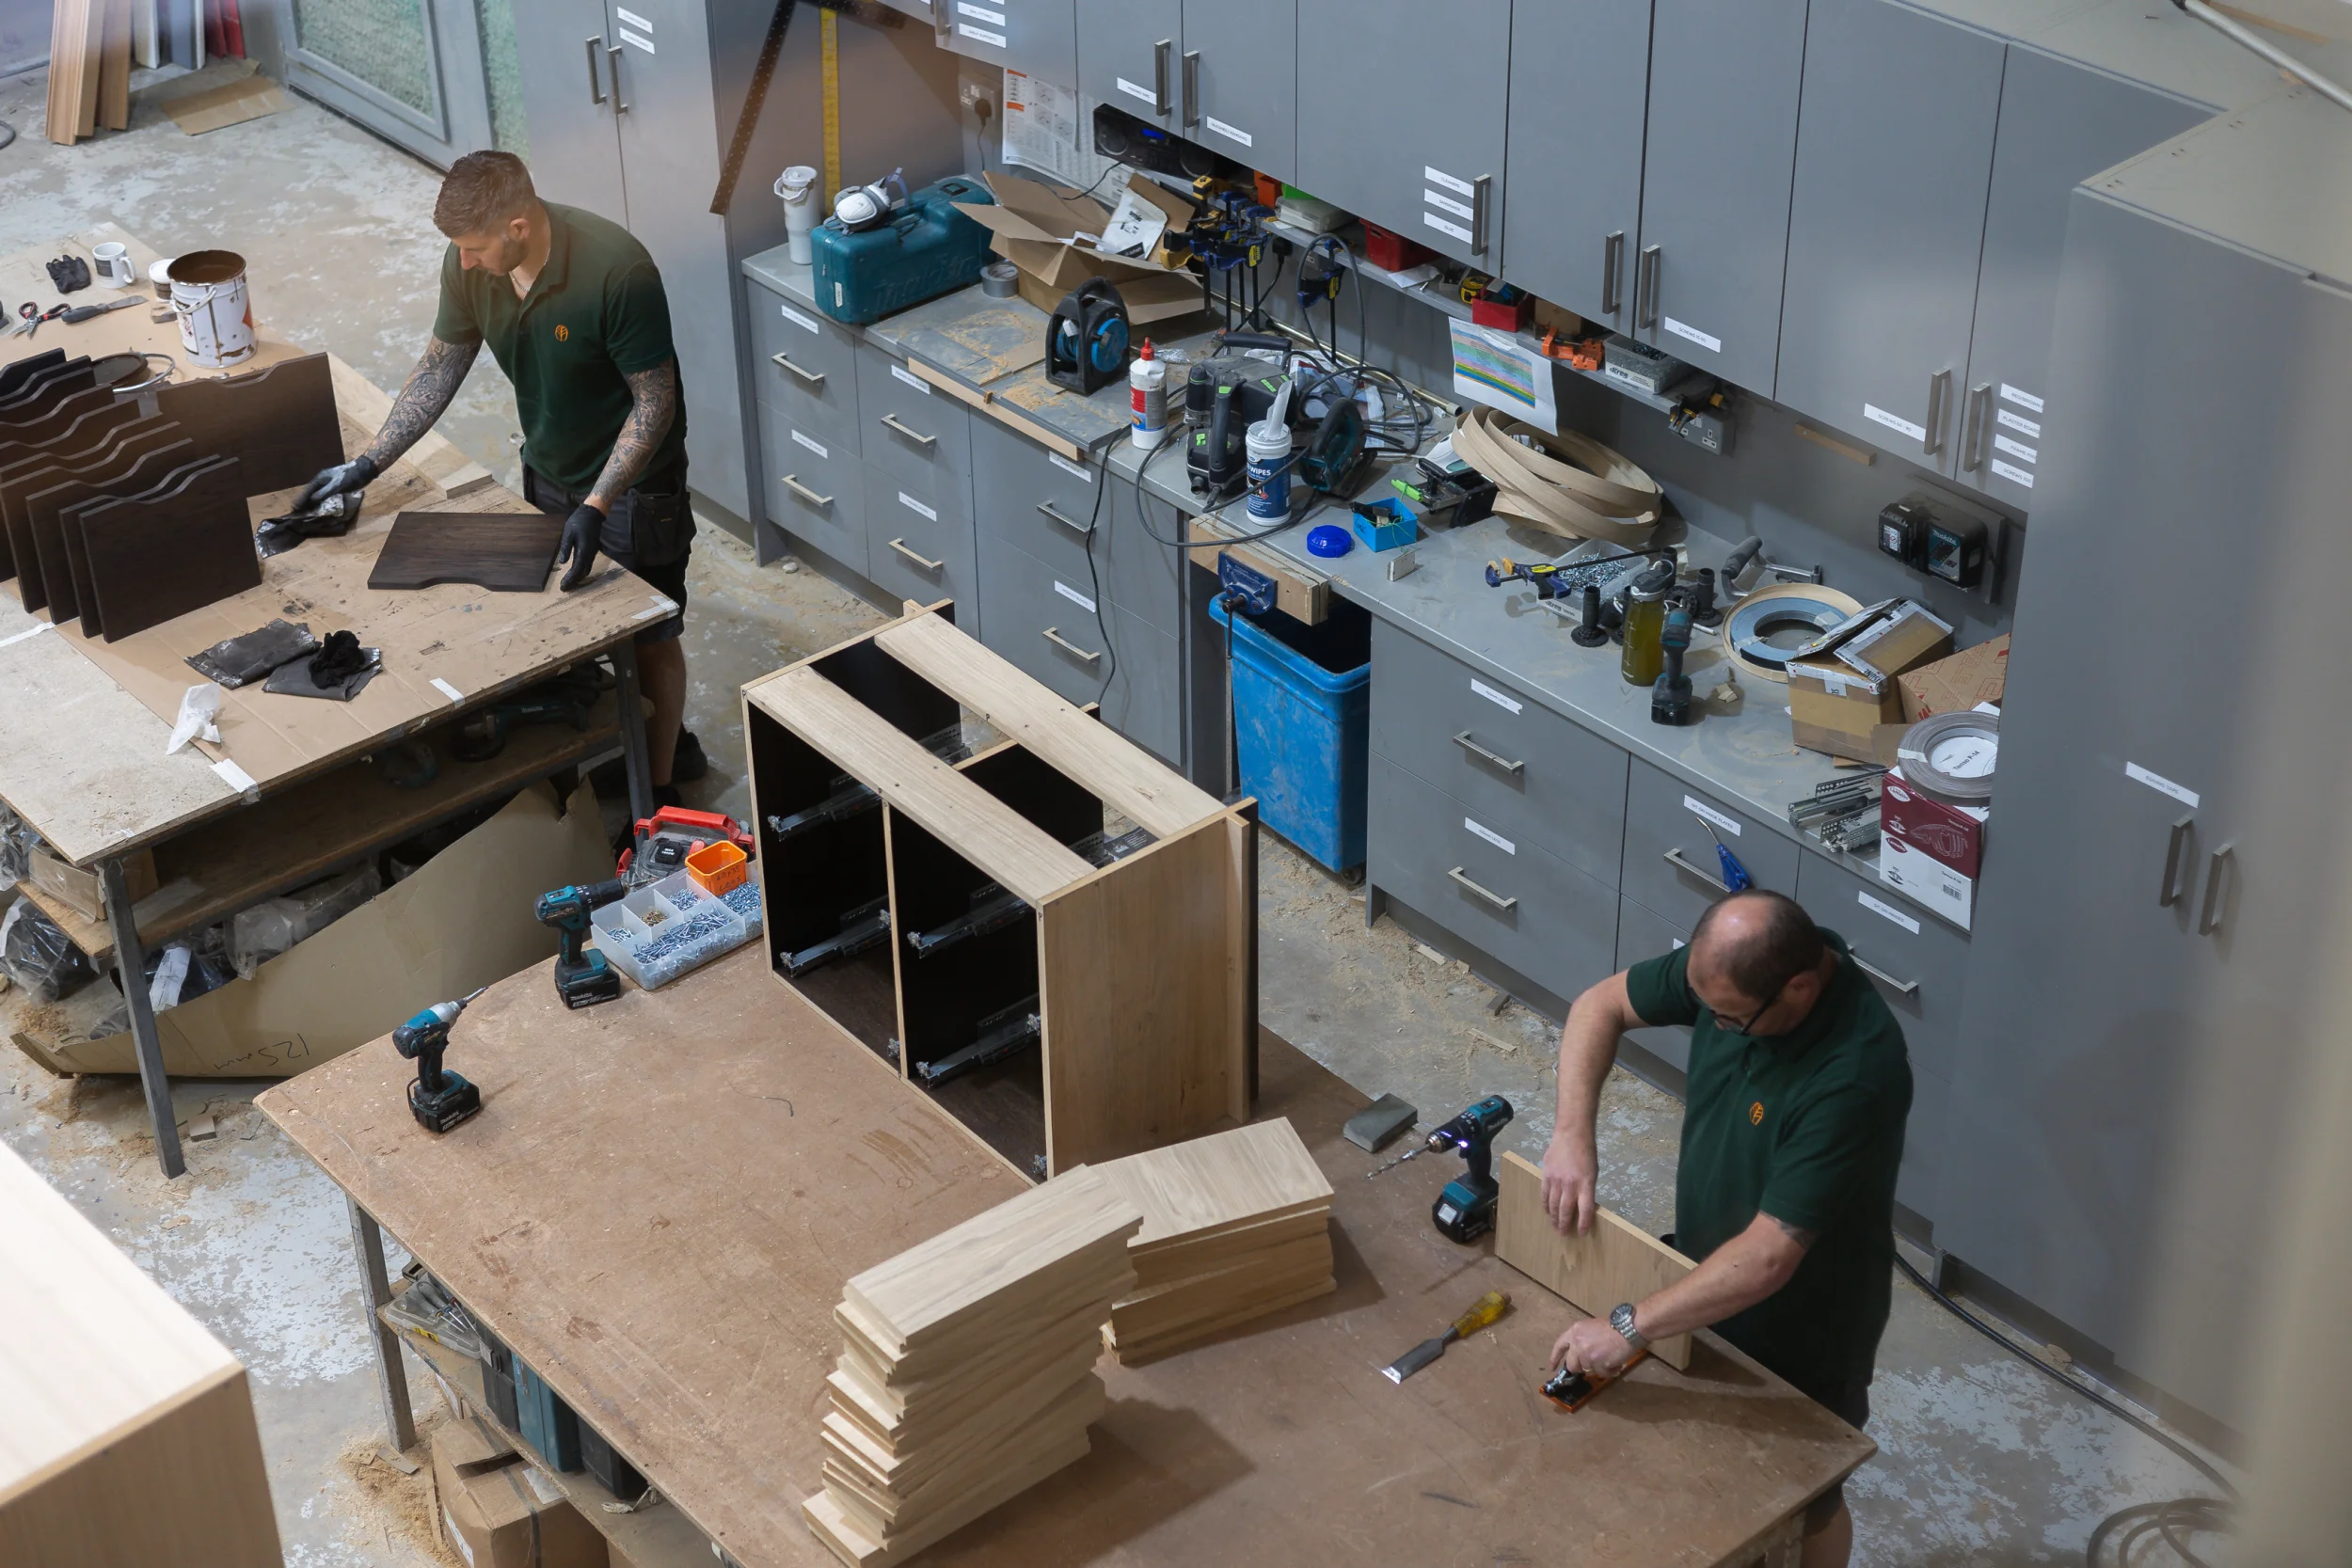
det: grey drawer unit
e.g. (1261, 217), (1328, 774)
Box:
(864, 463), (980, 631)
(940, 0), (1075, 85)
(749, 282), (862, 445)
(1367, 621), (1629, 890)
(856, 343), (974, 494)
(1621, 758), (1801, 932)
(1613, 893), (1693, 1074)
(1369, 753), (1619, 1006)
(968, 417), (1182, 638)
(1793, 850), (1972, 1083)
(760, 412), (866, 570)
(976, 532), (1182, 764)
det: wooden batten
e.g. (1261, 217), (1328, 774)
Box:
(1493, 1149), (1697, 1370)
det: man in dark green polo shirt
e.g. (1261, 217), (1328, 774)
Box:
(1539, 889), (1910, 1568)
(296, 150), (706, 803)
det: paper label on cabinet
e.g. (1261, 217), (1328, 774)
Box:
(1992, 433), (2037, 464)
(1048, 451), (1092, 482)
(958, 23), (1006, 45)
(1999, 383), (2044, 413)
(1470, 678), (1521, 715)
(1116, 77), (1157, 105)
(890, 363), (931, 394)
(1465, 817), (1516, 854)
(898, 491), (938, 521)
(1990, 458), (2034, 488)
(1858, 890), (1922, 934)
(779, 303), (820, 334)
(1204, 116), (1252, 147)
(1423, 189), (1474, 220)
(790, 428), (828, 458)
(1864, 404), (1928, 444)
(1055, 579), (1096, 611)
(2126, 762), (2199, 808)
(1662, 316), (1721, 354)
(1684, 796), (1741, 836)
(1995, 408), (2041, 438)
(1422, 213), (1473, 245)
(615, 6), (650, 26)
(957, 2), (1004, 21)
(1424, 166), (1475, 197)
(618, 27), (654, 52)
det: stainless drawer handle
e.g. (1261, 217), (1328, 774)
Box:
(2199, 843), (2233, 935)
(1447, 866), (1518, 912)
(2159, 815), (2193, 908)
(584, 36), (606, 104)
(1452, 731), (1523, 776)
(887, 538), (945, 572)
(1662, 845), (1729, 895)
(1038, 500), (1092, 537)
(1923, 368), (1952, 456)
(1182, 48), (1200, 129)
(1470, 174), (1493, 258)
(1636, 244), (1661, 329)
(608, 43), (628, 112)
(1601, 230), (1624, 314)
(771, 352), (824, 388)
(1961, 382), (1991, 472)
(1043, 626), (1100, 664)
(1851, 951), (1919, 998)
(1152, 37), (1172, 116)
(782, 474), (833, 510)
(879, 413), (936, 448)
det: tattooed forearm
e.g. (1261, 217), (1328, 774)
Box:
(362, 336), (480, 470)
(1772, 1216), (1819, 1250)
(587, 360), (678, 511)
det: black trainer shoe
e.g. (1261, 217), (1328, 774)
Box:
(672, 728), (709, 783)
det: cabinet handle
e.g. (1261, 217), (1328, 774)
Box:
(2198, 843), (2234, 935)
(1923, 368), (1951, 456)
(1043, 626), (1100, 663)
(1961, 382), (1991, 472)
(584, 36), (606, 104)
(1182, 49), (1200, 129)
(782, 474), (833, 510)
(1637, 245), (1661, 329)
(1662, 845), (1729, 895)
(1451, 731), (1524, 776)
(887, 538), (946, 572)
(1851, 951), (1919, 997)
(1152, 38), (1172, 116)
(1470, 174), (1492, 258)
(608, 44), (628, 112)
(879, 413), (937, 448)
(2159, 815), (2193, 908)
(771, 352), (824, 388)
(1602, 230), (1624, 315)
(1448, 866), (1518, 912)
(1038, 500), (1092, 537)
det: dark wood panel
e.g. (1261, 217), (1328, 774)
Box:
(20, 422), (190, 626)
(150, 352), (343, 495)
(0, 349), (66, 402)
(0, 402), (149, 597)
(367, 511), (565, 593)
(51, 435), (201, 638)
(0, 358), (95, 420)
(74, 455), (261, 641)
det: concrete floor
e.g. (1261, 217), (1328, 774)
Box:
(0, 68), (2232, 1565)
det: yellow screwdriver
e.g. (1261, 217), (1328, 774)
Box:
(1381, 1290), (1511, 1383)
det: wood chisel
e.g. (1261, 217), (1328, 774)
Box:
(1381, 1290), (1510, 1384)
(1543, 1347), (1651, 1412)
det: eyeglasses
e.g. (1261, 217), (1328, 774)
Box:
(1711, 977), (1792, 1037)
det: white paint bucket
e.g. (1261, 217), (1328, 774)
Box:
(167, 249), (257, 367)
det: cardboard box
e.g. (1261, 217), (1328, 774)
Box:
(1899, 633), (2009, 721)
(1881, 769), (1988, 879)
(1879, 833), (1974, 930)
(434, 1418), (609, 1568)
(955, 172), (1200, 325)
(24, 844), (156, 922)
(1788, 602), (1953, 761)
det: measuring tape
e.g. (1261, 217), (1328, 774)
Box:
(821, 7), (841, 209)
(708, 0), (846, 216)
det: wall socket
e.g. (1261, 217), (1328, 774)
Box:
(959, 83), (995, 115)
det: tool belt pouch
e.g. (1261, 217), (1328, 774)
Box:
(605, 478), (695, 565)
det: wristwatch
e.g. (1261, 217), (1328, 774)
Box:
(1610, 1302), (1648, 1352)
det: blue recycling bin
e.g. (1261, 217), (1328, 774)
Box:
(1208, 596), (1371, 872)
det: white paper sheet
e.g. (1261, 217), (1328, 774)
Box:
(1449, 321), (1558, 434)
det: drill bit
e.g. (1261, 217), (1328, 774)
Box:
(1367, 1145), (1426, 1179)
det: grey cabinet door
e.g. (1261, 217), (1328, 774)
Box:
(1634, 0), (1807, 392)
(1774, 0), (2003, 465)
(1955, 48), (2209, 510)
(1181, 0), (1296, 181)
(1295, 0), (1511, 269)
(514, 0), (627, 219)
(1500, 0), (1650, 331)
(1077, 0), (1183, 126)
(943, 0), (1076, 86)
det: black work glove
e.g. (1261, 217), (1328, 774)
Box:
(557, 501), (606, 591)
(295, 454), (378, 512)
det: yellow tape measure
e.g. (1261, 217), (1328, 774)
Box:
(820, 8), (841, 209)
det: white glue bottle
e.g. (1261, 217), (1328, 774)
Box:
(1246, 380), (1295, 519)
(1130, 340), (1168, 449)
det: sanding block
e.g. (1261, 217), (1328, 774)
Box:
(1343, 1094), (1418, 1153)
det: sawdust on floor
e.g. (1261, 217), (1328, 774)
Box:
(339, 1407), (461, 1566)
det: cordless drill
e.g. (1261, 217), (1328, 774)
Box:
(534, 878), (628, 1008)
(1426, 1096), (1516, 1243)
(393, 987), (488, 1133)
(1651, 603), (1695, 726)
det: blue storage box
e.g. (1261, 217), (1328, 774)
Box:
(513, 1361), (582, 1471)
(1209, 597), (1372, 872)
(810, 175), (996, 325)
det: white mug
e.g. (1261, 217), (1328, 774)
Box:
(91, 242), (135, 289)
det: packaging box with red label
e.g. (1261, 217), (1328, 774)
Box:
(1879, 835), (1974, 929)
(1879, 769), (1987, 879)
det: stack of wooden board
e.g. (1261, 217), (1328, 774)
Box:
(45, 0), (134, 144)
(1092, 1118), (1336, 1365)
(803, 1168), (1143, 1567)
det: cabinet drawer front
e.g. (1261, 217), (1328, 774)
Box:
(863, 463), (980, 628)
(969, 418), (1181, 638)
(1620, 758), (1801, 931)
(760, 416), (866, 570)
(1613, 893), (1693, 1074)
(1368, 620), (1629, 888)
(857, 343), (974, 490)
(1793, 850), (1971, 1082)
(1369, 752), (1618, 1004)
(976, 533), (1181, 763)
(751, 284), (862, 434)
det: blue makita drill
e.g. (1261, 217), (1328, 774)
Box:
(392, 987), (488, 1134)
(1370, 1095), (1517, 1243)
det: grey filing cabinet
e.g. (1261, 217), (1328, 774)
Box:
(1077, 0), (1299, 179)
(1294, 0), (1511, 269)
(747, 280), (868, 571)
(936, 0), (1076, 85)
(1774, 0), (2006, 468)
(1500, 0), (1653, 334)
(857, 343), (982, 628)
(1946, 93), (2352, 1431)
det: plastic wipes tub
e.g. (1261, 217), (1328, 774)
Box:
(588, 870), (755, 990)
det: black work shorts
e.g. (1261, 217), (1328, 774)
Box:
(1801, 1376), (1871, 1532)
(522, 465), (694, 644)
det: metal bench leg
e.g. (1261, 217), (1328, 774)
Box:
(348, 1197), (418, 1452)
(612, 639), (655, 856)
(102, 856), (183, 1180)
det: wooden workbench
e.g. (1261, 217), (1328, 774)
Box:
(0, 229), (664, 1176)
(259, 946), (1872, 1568)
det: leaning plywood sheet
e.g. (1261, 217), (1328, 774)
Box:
(1494, 1148), (1697, 1370)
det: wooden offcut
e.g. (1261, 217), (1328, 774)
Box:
(366, 511), (567, 594)
(1494, 1149), (1698, 1370)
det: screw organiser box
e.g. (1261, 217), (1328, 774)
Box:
(587, 870), (763, 991)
